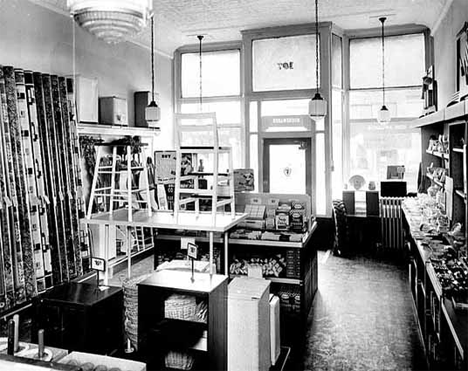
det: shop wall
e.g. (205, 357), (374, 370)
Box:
(0, 0), (173, 147)
(433, 0), (468, 108)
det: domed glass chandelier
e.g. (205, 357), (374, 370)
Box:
(68, 0), (153, 44)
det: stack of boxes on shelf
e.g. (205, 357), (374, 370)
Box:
(232, 193), (312, 242)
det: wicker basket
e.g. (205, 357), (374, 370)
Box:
(165, 351), (194, 370)
(164, 294), (197, 320)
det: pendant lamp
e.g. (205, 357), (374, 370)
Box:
(145, 13), (161, 130)
(377, 17), (391, 124)
(68, 0), (152, 44)
(308, 0), (327, 120)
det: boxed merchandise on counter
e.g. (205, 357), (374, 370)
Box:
(234, 192), (312, 234)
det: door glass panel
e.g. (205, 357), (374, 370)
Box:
(268, 144), (306, 194)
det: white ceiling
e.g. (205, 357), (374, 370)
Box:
(30, 0), (450, 56)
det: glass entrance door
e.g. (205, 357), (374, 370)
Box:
(263, 138), (311, 195)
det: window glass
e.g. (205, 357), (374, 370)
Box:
(249, 101), (258, 132)
(178, 127), (242, 169)
(349, 120), (420, 192)
(350, 33), (425, 89)
(316, 132), (326, 215)
(349, 88), (423, 120)
(332, 89), (343, 199)
(253, 34), (318, 92)
(332, 34), (342, 89)
(180, 101), (241, 125)
(181, 49), (240, 98)
(249, 134), (259, 191)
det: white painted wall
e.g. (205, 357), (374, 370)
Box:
(0, 0), (173, 147)
(433, 0), (468, 108)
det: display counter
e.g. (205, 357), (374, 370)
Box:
(402, 197), (467, 370)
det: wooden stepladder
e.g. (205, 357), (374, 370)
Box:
(86, 143), (152, 222)
(173, 112), (235, 224)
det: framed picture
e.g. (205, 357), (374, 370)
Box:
(456, 22), (468, 100)
(90, 257), (106, 272)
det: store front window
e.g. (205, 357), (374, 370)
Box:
(347, 32), (425, 191)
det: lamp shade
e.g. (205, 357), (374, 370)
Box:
(68, 0), (152, 43)
(377, 105), (391, 124)
(308, 93), (327, 119)
(145, 100), (161, 131)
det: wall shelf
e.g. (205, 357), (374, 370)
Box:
(426, 149), (450, 159)
(77, 122), (160, 137)
(426, 173), (445, 188)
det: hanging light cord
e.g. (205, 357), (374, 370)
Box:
(198, 35), (204, 108)
(151, 14), (155, 102)
(315, 0), (319, 93)
(380, 17), (386, 106)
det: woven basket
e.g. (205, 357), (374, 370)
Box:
(165, 351), (194, 370)
(164, 294), (197, 320)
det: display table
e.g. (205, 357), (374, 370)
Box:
(83, 209), (248, 284)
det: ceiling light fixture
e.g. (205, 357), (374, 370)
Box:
(145, 12), (161, 130)
(308, 0), (327, 120)
(377, 17), (391, 124)
(67, 0), (152, 44)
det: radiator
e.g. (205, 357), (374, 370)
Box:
(380, 197), (404, 250)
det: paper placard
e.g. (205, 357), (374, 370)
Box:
(187, 242), (198, 260)
(248, 264), (263, 279)
(181, 237), (195, 250)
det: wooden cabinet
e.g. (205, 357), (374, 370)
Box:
(138, 270), (228, 370)
(33, 282), (123, 355)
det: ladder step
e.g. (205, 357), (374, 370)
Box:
(94, 143), (149, 147)
(180, 146), (231, 152)
(178, 190), (214, 196)
(189, 172), (229, 176)
(114, 189), (147, 193)
(179, 197), (197, 205)
(94, 187), (113, 191)
(216, 199), (234, 207)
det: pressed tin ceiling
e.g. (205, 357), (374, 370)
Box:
(28, 0), (450, 56)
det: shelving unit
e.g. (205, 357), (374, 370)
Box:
(138, 270), (228, 370)
(411, 100), (468, 369)
(227, 222), (317, 360)
(415, 100), (468, 233)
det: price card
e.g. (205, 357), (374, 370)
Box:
(90, 257), (106, 272)
(187, 242), (198, 260)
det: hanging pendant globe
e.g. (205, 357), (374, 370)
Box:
(309, 92), (327, 119)
(377, 105), (391, 124)
(68, 0), (152, 43)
